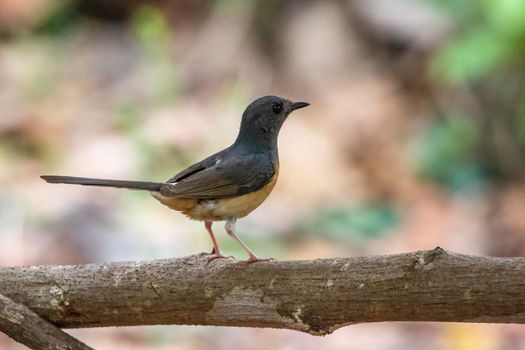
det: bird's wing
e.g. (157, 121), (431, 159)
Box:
(159, 155), (275, 199)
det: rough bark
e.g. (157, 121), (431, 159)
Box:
(0, 293), (93, 350)
(1, 248), (525, 336)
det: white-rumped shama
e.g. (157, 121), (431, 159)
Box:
(41, 96), (309, 262)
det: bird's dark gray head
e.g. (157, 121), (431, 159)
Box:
(234, 95), (309, 151)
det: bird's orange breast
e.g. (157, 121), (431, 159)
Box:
(151, 168), (279, 221)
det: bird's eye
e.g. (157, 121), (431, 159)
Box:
(272, 104), (282, 115)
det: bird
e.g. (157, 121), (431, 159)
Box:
(41, 96), (309, 262)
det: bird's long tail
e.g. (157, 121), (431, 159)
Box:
(40, 175), (163, 191)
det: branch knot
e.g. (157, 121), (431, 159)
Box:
(413, 247), (448, 270)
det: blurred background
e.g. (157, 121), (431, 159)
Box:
(1, 0), (525, 349)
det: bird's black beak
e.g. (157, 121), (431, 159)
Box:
(290, 101), (310, 111)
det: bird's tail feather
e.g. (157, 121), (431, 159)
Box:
(40, 175), (163, 191)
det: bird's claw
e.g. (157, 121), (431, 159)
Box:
(244, 255), (275, 263)
(207, 252), (233, 262)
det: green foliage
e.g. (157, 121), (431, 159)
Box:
(519, 102), (525, 144)
(131, 5), (170, 52)
(38, 1), (80, 37)
(425, 0), (525, 182)
(485, 0), (525, 41)
(430, 0), (525, 84)
(413, 114), (477, 175)
(446, 162), (489, 194)
(304, 203), (400, 243)
(410, 113), (488, 193)
(426, 0), (481, 25)
(432, 30), (506, 84)
(130, 5), (181, 105)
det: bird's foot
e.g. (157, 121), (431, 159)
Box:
(207, 252), (233, 262)
(244, 254), (275, 263)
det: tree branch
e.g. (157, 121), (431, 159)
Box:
(1, 248), (525, 336)
(0, 293), (93, 350)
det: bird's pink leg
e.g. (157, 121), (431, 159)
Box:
(204, 221), (226, 260)
(225, 219), (273, 262)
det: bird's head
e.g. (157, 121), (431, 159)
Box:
(235, 95), (309, 150)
